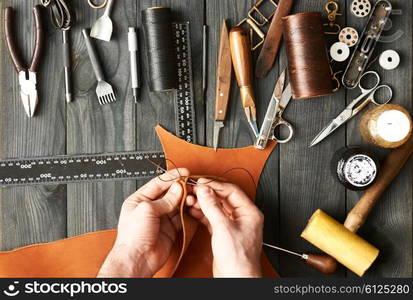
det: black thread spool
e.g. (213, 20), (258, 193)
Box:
(142, 7), (178, 92)
(331, 146), (380, 191)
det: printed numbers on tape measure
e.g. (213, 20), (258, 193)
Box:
(40, 173), (52, 178)
(20, 164), (32, 169)
(116, 169), (127, 174)
(95, 160), (107, 165)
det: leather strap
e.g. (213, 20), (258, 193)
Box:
(0, 126), (279, 277)
(255, 0), (295, 78)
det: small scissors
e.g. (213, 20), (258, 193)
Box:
(87, 0), (107, 9)
(255, 70), (294, 149)
(310, 71), (392, 147)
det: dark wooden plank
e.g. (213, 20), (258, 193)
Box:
(277, 0), (347, 277)
(0, 0), (67, 250)
(134, 0), (205, 150)
(67, 0), (205, 236)
(345, 0), (412, 277)
(66, 0), (138, 236)
(205, 0), (281, 273)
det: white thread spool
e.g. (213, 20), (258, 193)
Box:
(359, 104), (412, 148)
(330, 42), (350, 62)
(351, 0), (371, 18)
(379, 50), (400, 70)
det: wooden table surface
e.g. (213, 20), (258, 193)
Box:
(0, 0), (411, 277)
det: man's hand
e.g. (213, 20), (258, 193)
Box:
(97, 168), (189, 278)
(186, 179), (264, 277)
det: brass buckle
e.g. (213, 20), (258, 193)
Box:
(237, 18), (266, 50)
(248, 0), (278, 26)
(237, 0), (278, 50)
(323, 1), (342, 35)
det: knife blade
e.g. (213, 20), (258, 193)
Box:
(213, 20), (232, 151)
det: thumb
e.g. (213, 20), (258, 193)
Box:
(151, 182), (183, 216)
(196, 185), (228, 228)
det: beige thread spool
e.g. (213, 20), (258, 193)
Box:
(301, 209), (379, 277)
(359, 104), (412, 148)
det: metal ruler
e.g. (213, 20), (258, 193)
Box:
(0, 151), (166, 187)
(173, 22), (197, 144)
(0, 23), (196, 187)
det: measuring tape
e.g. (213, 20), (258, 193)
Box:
(173, 22), (197, 144)
(0, 23), (196, 187)
(0, 151), (166, 187)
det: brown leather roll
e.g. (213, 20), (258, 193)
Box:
(282, 12), (333, 99)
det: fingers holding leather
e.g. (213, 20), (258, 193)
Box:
(150, 182), (184, 216)
(185, 194), (197, 207)
(170, 212), (182, 231)
(195, 178), (254, 210)
(188, 207), (211, 232)
(133, 168), (189, 201)
(195, 185), (228, 228)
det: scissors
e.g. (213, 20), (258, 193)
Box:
(87, 0), (107, 9)
(255, 70), (294, 149)
(310, 71), (393, 147)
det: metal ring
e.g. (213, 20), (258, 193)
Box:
(358, 71), (380, 92)
(88, 0), (107, 9)
(371, 85), (393, 105)
(272, 121), (294, 143)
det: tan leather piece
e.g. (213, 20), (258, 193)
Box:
(154, 126), (278, 277)
(0, 126), (278, 277)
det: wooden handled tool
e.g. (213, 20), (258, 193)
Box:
(255, 0), (295, 78)
(344, 131), (413, 232)
(302, 131), (413, 276)
(229, 27), (259, 137)
(213, 20), (232, 151)
(263, 243), (337, 274)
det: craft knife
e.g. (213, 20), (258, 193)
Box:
(213, 20), (232, 151)
(229, 27), (259, 137)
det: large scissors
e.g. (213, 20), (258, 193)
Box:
(310, 71), (392, 147)
(255, 70), (294, 149)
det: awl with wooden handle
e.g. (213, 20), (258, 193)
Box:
(229, 27), (259, 137)
(345, 131), (413, 232)
(263, 243), (337, 274)
(213, 20), (232, 151)
(302, 129), (413, 276)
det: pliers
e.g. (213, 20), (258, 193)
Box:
(4, 5), (45, 117)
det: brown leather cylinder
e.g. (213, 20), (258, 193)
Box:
(283, 12), (333, 99)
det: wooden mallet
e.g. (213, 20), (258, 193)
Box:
(301, 132), (413, 276)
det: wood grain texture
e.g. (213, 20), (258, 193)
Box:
(66, 0), (137, 236)
(276, 0), (347, 277)
(206, 0), (281, 273)
(0, 0), (411, 277)
(346, 0), (412, 277)
(0, 0), (67, 250)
